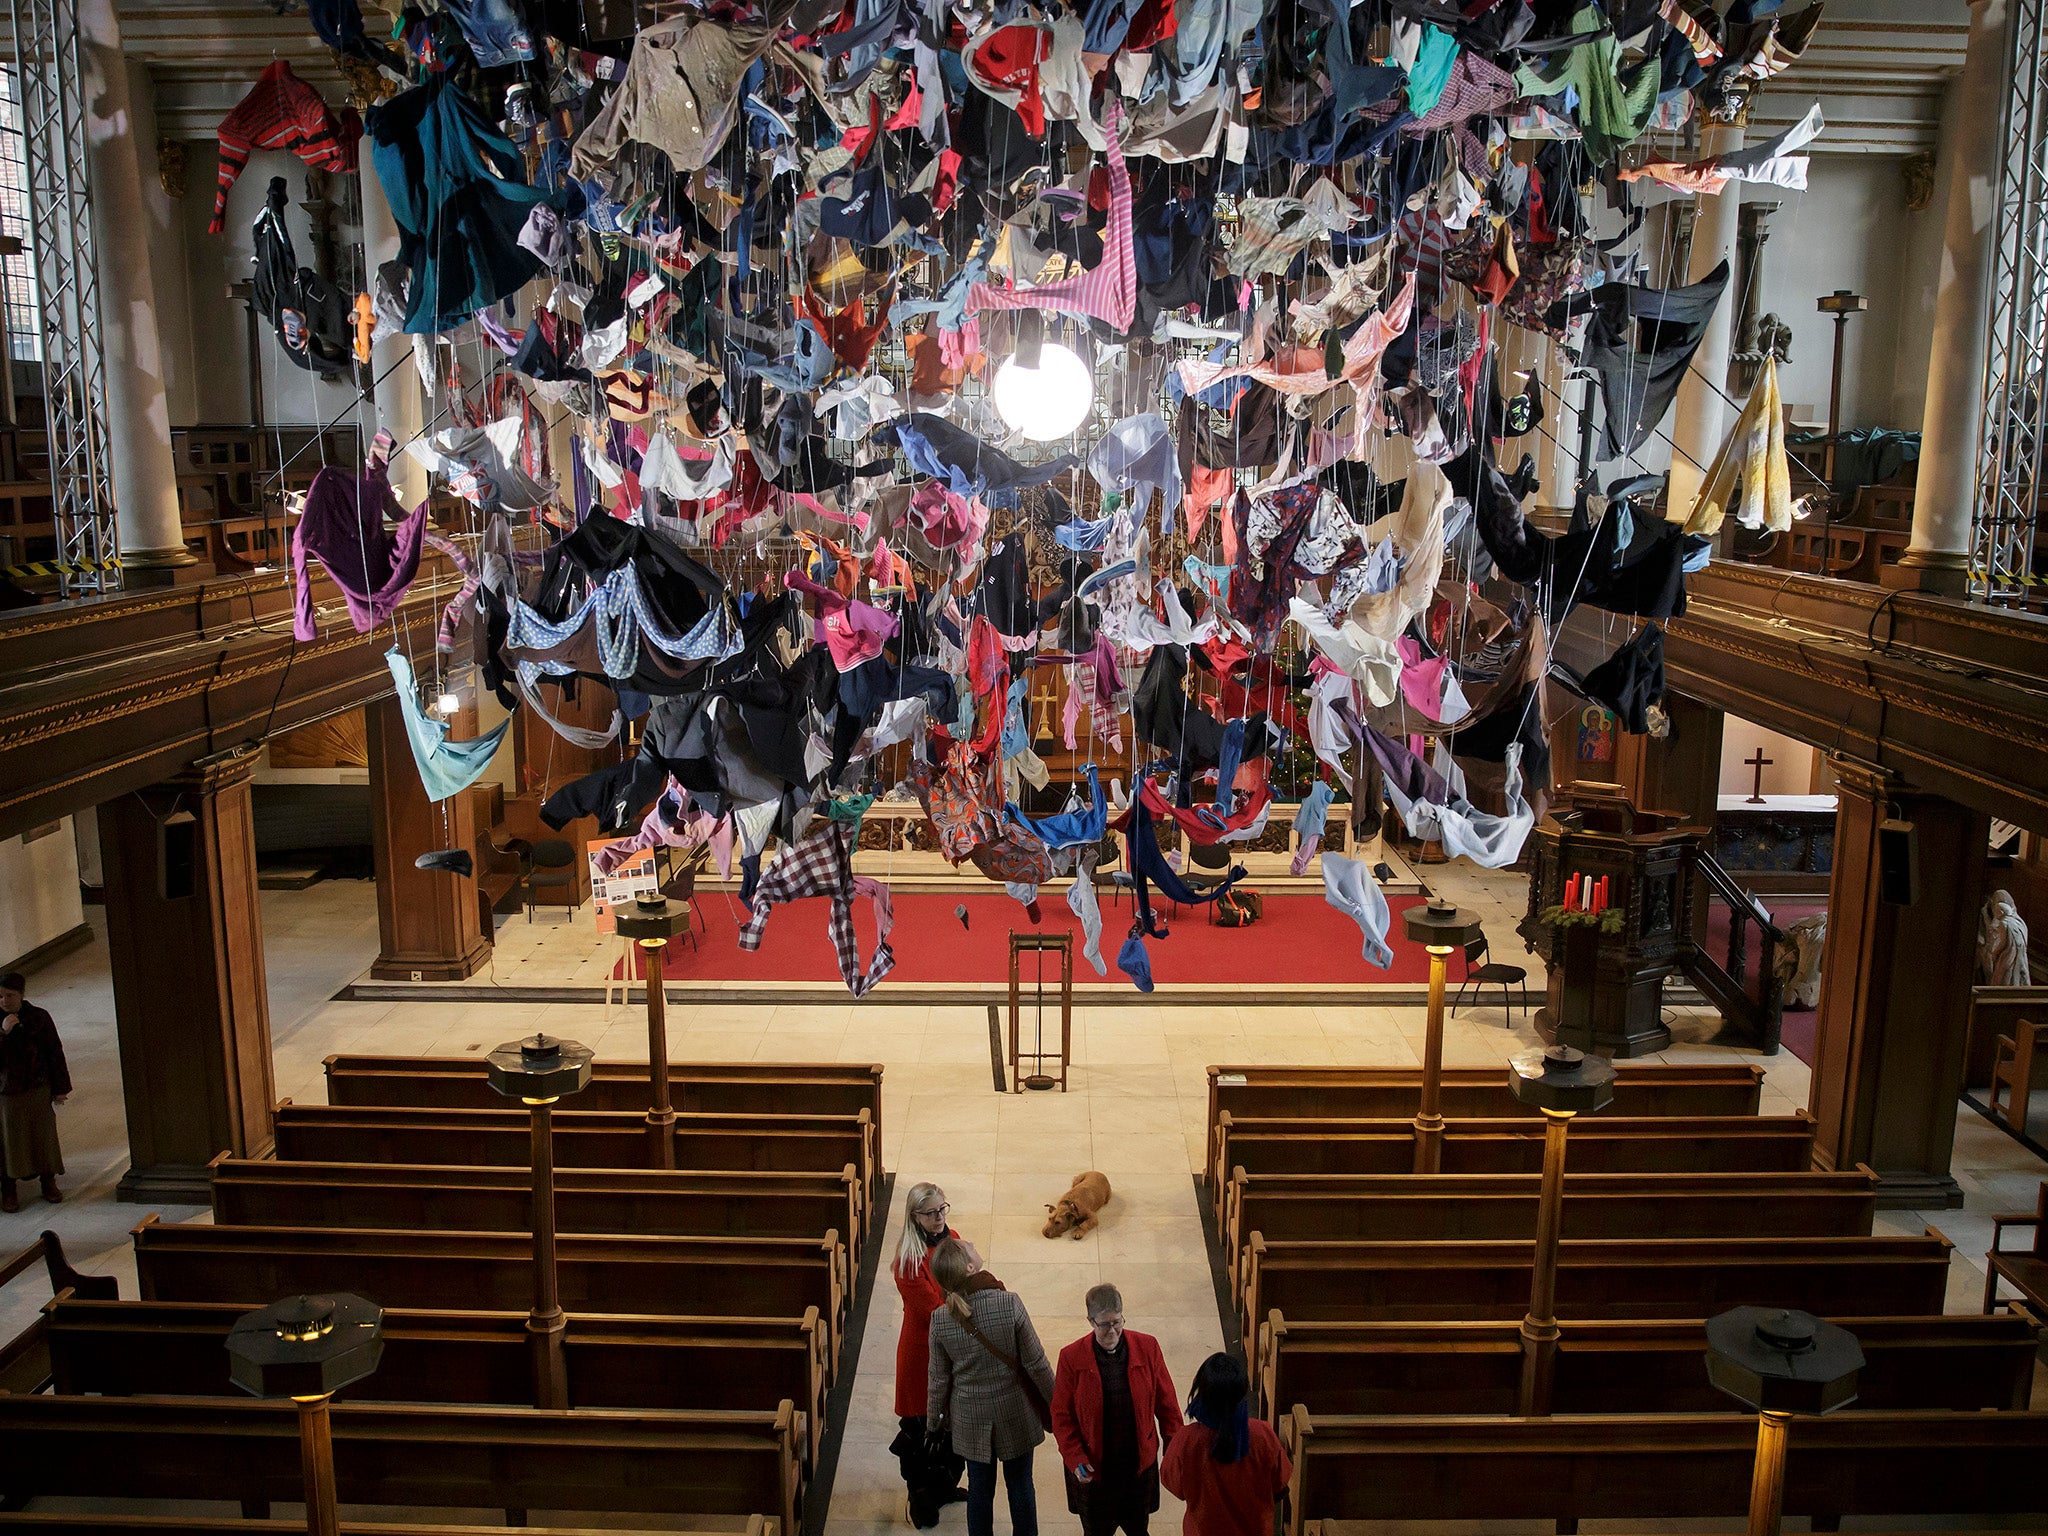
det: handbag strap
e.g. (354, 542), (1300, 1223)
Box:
(958, 1305), (1028, 1380)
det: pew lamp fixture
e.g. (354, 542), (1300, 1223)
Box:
(1402, 898), (1486, 1172)
(486, 1032), (595, 1410)
(226, 1292), (385, 1536)
(1706, 1307), (1862, 1536)
(1506, 1043), (1617, 1414)
(615, 894), (690, 1167)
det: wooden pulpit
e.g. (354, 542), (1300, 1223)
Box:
(1517, 783), (1700, 1058)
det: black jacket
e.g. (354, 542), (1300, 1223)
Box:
(0, 1003), (70, 1097)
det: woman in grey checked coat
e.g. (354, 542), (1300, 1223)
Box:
(928, 1237), (1058, 1536)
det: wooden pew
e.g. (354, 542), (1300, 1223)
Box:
(1224, 1168), (1877, 1297)
(131, 1217), (850, 1364)
(0, 1396), (802, 1535)
(1278, 1407), (2048, 1536)
(272, 1102), (877, 1206)
(1254, 1310), (2038, 1421)
(36, 1296), (830, 1467)
(1239, 1230), (1954, 1346)
(210, 1156), (869, 1278)
(1206, 1063), (1764, 1178)
(323, 1056), (886, 1162)
(1212, 1112), (1816, 1218)
(0, 1523), (781, 1536)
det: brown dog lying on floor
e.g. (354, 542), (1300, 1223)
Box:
(1043, 1171), (1113, 1238)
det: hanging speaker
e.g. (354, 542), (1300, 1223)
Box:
(1877, 817), (1918, 906)
(158, 810), (198, 901)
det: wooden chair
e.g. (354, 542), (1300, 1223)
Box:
(1988, 1018), (2044, 1133)
(1451, 934), (1528, 1028)
(658, 855), (702, 952)
(1982, 1178), (2048, 1320)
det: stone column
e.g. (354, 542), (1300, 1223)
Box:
(1666, 119), (1745, 522)
(367, 695), (494, 980)
(357, 136), (428, 506)
(1805, 757), (1987, 1209)
(1897, 0), (2008, 594)
(98, 746), (276, 1201)
(79, 0), (194, 572)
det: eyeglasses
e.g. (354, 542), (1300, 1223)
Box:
(917, 1203), (951, 1219)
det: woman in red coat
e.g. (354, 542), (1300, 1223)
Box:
(891, 1180), (966, 1527)
(1161, 1354), (1291, 1536)
(1051, 1283), (1183, 1536)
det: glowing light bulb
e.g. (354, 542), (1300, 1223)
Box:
(435, 691), (462, 715)
(991, 342), (1093, 441)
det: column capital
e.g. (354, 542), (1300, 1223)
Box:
(168, 743), (263, 798)
(1826, 754), (1895, 802)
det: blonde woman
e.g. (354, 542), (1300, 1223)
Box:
(891, 1182), (965, 1526)
(928, 1237), (1057, 1536)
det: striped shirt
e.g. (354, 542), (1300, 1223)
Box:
(212, 60), (358, 233)
(967, 101), (1133, 334)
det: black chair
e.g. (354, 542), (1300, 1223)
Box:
(655, 854), (701, 953)
(526, 837), (579, 921)
(1452, 934), (1528, 1028)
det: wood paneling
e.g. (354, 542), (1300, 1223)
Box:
(366, 696), (492, 982)
(1807, 757), (1988, 1208)
(96, 746), (276, 1201)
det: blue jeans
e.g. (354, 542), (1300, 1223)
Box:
(966, 1449), (1037, 1536)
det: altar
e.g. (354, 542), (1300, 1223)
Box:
(1711, 793), (1837, 897)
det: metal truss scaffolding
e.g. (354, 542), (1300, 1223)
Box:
(5, 0), (118, 595)
(1977, 0), (2048, 604)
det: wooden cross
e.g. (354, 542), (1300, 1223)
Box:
(1744, 747), (1773, 804)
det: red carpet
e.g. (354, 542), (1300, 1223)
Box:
(652, 889), (1445, 986)
(1702, 898), (1827, 1066)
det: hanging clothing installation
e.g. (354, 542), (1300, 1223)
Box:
(386, 649), (512, 801)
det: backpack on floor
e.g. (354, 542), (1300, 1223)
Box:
(1215, 887), (1263, 927)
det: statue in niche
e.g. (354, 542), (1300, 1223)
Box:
(1902, 151), (1937, 213)
(1756, 314), (1792, 366)
(1977, 889), (2032, 986)
(1774, 912), (1828, 1010)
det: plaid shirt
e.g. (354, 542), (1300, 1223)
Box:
(738, 822), (896, 996)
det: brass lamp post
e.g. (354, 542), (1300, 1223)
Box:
(1402, 898), (1485, 1172)
(486, 1032), (594, 1409)
(1706, 1307), (1863, 1536)
(226, 1293), (384, 1536)
(1506, 1043), (1616, 1413)
(615, 894), (690, 1167)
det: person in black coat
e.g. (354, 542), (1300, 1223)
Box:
(0, 972), (70, 1210)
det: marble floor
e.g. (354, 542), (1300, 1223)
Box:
(1, 871), (2042, 1534)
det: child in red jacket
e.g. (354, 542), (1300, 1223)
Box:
(1160, 1355), (1292, 1536)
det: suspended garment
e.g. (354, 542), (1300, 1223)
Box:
(1384, 742), (1536, 872)
(1554, 624), (1666, 736)
(967, 102), (1135, 334)
(504, 569), (742, 693)
(1621, 104), (1825, 194)
(209, 59), (358, 233)
(366, 75), (546, 333)
(1088, 413), (1182, 525)
(1290, 780), (1336, 876)
(1512, 5), (1662, 162)
(386, 649), (511, 801)
(1007, 764), (1108, 849)
(1321, 853), (1393, 968)
(292, 463), (428, 642)
(1681, 354), (1792, 536)
(1566, 259), (1730, 461)
(1175, 272), (1416, 403)
(738, 822), (896, 998)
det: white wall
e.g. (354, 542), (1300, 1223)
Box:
(1719, 717), (1825, 799)
(0, 819), (86, 971)
(180, 141), (370, 431)
(1740, 156), (1940, 431)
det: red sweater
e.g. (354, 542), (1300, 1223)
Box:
(1051, 1330), (1183, 1476)
(1160, 1419), (1292, 1536)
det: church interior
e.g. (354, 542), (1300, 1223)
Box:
(1, 0), (2047, 1530)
